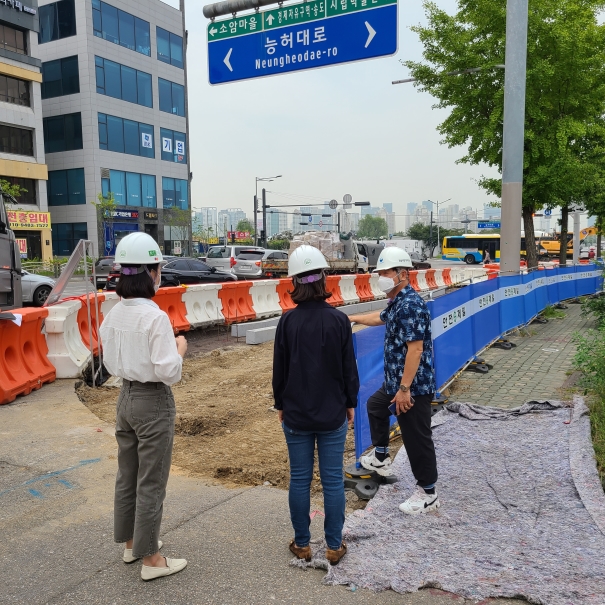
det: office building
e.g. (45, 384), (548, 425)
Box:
(267, 208), (288, 237)
(38, 0), (190, 257)
(0, 0), (52, 260)
(376, 207), (395, 236)
(218, 207), (246, 234)
(483, 204), (500, 221)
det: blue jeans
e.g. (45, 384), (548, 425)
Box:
(282, 419), (348, 550)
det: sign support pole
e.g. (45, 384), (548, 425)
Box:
(262, 188), (267, 247)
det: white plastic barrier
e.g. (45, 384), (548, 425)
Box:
(449, 267), (467, 285)
(369, 273), (386, 300)
(339, 275), (360, 305)
(415, 270), (430, 291)
(434, 270), (447, 288)
(182, 284), (225, 328)
(249, 280), (282, 319)
(465, 267), (488, 283)
(101, 291), (120, 317)
(44, 300), (91, 378)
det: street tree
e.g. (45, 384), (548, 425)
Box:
(0, 179), (27, 208)
(90, 192), (118, 256)
(407, 223), (464, 255)
(357, 215), (388, 239)
(236, 218), (255, 235)
(164, 207), (191, 255)
(404, 0), (605, 268)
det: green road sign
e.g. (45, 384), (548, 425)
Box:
(207, 0), (397, 42)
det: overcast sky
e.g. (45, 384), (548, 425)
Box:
(178, 0), (500, 231)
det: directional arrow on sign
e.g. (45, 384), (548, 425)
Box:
(209, 26), (217, 37)
(266, 14), (275, 25)
(364, 21), (376, 48)
(224, 48), (233, 72)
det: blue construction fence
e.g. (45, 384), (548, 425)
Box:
(352, 264), (604, 460)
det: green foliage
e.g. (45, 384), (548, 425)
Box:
(581, 292), (605, 327)
(406, 223), (464, 253)
(405, 0), (605, 268)
(0, 179), (27, 205)
(164, 207), (190, 244)
(90, 192), (117, 220)
(267, 239), (290, 250)
(540, 305), (566, 320)
(357, 215), (388, 239)
(236, 218), (255, 234)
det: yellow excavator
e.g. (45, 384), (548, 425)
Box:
(538, 227), (599, 258)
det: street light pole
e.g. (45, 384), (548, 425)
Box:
(255, 175), (282, 246)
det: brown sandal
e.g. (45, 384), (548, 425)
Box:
(289, 539), (312, 562)
(325, 542), (347, 566)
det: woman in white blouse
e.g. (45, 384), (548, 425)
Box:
(100, 232), (188, 581)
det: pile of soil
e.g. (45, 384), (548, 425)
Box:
(75, 343), (359, 497)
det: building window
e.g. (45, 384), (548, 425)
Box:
(160, 128), (186, 164)
(95, 57), (152, 108)
(98, 113), (154, 158)
(158, 78), (185, 117)
(43, 112), (83, 154)
(0, 125), (34, 156)
(52, 222), (88, 257)
(38, 0), (77, 44)
(157, 27), (183, 69)
(48, 168), (85, 206)
(162, 177), (188, 210)
(0, 176), (36, 205)
(41, 56), (80, 99)
(92, 0), (151, 56)
(101, 170), (156, 208)
(0, 75), (29, 106)
(0, 23), (26, 55)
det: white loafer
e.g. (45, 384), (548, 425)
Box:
(141, 557), (187, 581)
(123, 540), (163, 563)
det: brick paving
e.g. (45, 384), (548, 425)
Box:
(449, 302), (595, 408)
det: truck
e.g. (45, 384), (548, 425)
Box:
(261, 231), (369, 277)
(0, 187), (23, 310)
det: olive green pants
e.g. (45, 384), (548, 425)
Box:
(114, 380), (176, 558)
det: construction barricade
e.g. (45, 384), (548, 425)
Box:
(77, 292), (105, 355)
(45, 299), (91, 378)
(101, 291), (120, 317)
(425, 269), (438, 290)
(368, 273), (386, 300)
(339, 275), (360, 305)
(275, 278), (296, 312)
(182, 284), (225, 328)
(249, 280), (283, 319)
(218, 281), (256, 323)
(325, 275), (344, 307)
(355, 273), (374, 302)
(415, 270), (430, 292)
(442, 268), (453, 286)
(407, 270), (421, 292)
(0, 308), (56, 405)
(433, 270), (447, 288)
(153, 286), (190, 333)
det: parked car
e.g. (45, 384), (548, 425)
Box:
(21, 270), (55, 306)
(205, 245), (264, 273)
(409, 252), (431, 270)
(105, 256), (176, 290)
(233, 249), (289, 279)
(91, 256), (114, 289)
(105, 257), (236, 290)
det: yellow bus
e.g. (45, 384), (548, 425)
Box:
(441, 234), (537, 264)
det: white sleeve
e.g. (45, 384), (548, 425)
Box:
(148, 313), (183, 385)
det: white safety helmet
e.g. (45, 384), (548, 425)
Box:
(288, 244), (330, 277)
(115, 232), (163, 266)
(376, 247), (413, 271)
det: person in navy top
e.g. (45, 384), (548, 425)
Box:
(273, 245), (359, 566)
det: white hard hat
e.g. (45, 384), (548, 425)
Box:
(115, 232), (163, 265)
(288, 245), (330, 277)
(376, 247), (413, 271)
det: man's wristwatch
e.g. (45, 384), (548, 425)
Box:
(399, 384), (409, 393)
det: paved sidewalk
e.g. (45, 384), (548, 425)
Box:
(450, 303), (593, 408)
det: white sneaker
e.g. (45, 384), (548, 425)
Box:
(399, 486), (440, 515)
(141, 556), (187, 581)
(123, 540), (163, 563)
(360, 450), (395, 477)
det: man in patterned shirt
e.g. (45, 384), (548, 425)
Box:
(349, 247), (439, 514)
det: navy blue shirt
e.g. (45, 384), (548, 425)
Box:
(272, 301), (359, 432)
(380, 285), (436, 397)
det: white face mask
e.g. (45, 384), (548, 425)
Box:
(377, 276), (396, 293)
(153, 271), (161, 293)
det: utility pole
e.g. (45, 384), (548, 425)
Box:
(500, 0), (529, 275)
(262, 188), (267, 248)
(253, 195), (258, 246)
(572, 207), (582, 265)
(429, 211), (433, 258)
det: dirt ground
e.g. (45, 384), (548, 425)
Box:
(75, 342), (380, 510)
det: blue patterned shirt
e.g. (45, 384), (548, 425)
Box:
(379, 285), (436, 397)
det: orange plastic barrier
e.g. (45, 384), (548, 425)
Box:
(77, 292), (105, 355)
(408, 270), (420, 292)
(153, 286), (190, 333)
(1, 307), (56, 405)
(354, 274), (374, 302)
(442, 268), (453, 286)
(217, 281), (256, 324)
(425, 269), (438, 290)
(487, 270), (498, 280)
(484, 264), (500, 271)
(325, 275), (344, 307)
(276, 278), (296, 312)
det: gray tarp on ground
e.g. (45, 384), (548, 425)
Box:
(294, 399), (605, 605)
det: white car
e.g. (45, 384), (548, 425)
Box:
(21, 270), (55, 306)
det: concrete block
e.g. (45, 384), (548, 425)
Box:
(231, 317), (280, 338)
(370, 300), (389, 311)
(246, 326), (277, 345)
(337, 302), (376, 316)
